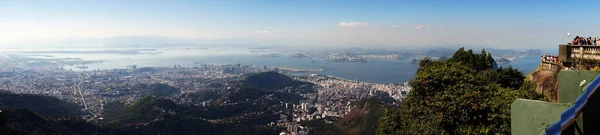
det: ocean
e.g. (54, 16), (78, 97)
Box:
(6, 47), (541, 84)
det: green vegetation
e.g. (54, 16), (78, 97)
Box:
(0, 92), (105, 134)
(2, 108), (104, 135)
(101, 96), (280, 135)
(377, 48), (546, 134)
(339, 99), (385, 135)
(0, 92), (281, 134)
(0, 71), (312, 134)
(102, 96), (177, 125)
(0, 92), (81, 117)
(136, 83), (180, 97)
(243, 71), (314, 92)
(302, 99), (385, 135)
(243, 71), (295, 89)
(301, 117), (344, 135)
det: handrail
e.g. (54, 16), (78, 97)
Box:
(544, 74), (600, 135)
(569, 45), (600, 47)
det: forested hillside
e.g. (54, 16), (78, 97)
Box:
(377, 48), (546, 134)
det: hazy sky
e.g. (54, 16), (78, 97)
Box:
(1, 0), (599, 49)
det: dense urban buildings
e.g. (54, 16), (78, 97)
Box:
(0, 53), (411, 134)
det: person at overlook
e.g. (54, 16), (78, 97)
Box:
(540, 56), (544, 61)
(571, 36), (580, 45)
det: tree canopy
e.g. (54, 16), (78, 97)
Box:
(377, 48), (545, 134)
(0, 92), (82, 117)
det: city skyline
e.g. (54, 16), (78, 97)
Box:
(1, 0), (597, 49)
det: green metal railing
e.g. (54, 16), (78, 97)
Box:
(511, 70), (600, 135)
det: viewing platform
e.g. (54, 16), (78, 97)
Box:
(541, 61), (562, 71)
(536, 44), (600, 70)
(559, 44), (600, 63)
(515, 44), (600, 134)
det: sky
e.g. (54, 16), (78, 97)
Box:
(1, 0), (599, 49)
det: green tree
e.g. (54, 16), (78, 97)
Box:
(491, 66), (525, 89)
(377, 48), (545, 135)
(448, 48), (494, 71)
(376, 108), (402, 135)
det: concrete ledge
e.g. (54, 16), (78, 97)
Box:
(558, 70), (600, 103)
(511, 98), (571, 135)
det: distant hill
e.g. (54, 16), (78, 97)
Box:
(0, 71), (316, 134)
(101, 96), (280, 135)
(2, 108), (104, 135)
(496, 58), (511, 64)
(243, 71), (294, 89)
(0, 88), (287, 135)
(287, 53), (310, 58)
(134, 67), (158, 73)
(242, 71), (314, 92)
(133, 83), (180, 97)
(0, 92), (101, 134)
(102, 97), (178, 125)
(0, 92), (81, 117)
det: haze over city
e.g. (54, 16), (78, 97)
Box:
(1, 0), (598, 49)
(4, 0), (598, 135)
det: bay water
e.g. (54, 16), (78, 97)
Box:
(6, 47), (541, 84)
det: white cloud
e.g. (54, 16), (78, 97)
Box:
(412, 24), (430, 30)
(255, 30), (270, 34)
(339, 22), (368, 28)
(373, 26), (379, 28)
(391, 25), (399, 28)
(255, 29), (281, 35)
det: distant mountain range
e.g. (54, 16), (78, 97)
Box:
(2, 35), (562, 53)
(2, 36), (284, 49)
(312, 47), (550, 60)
